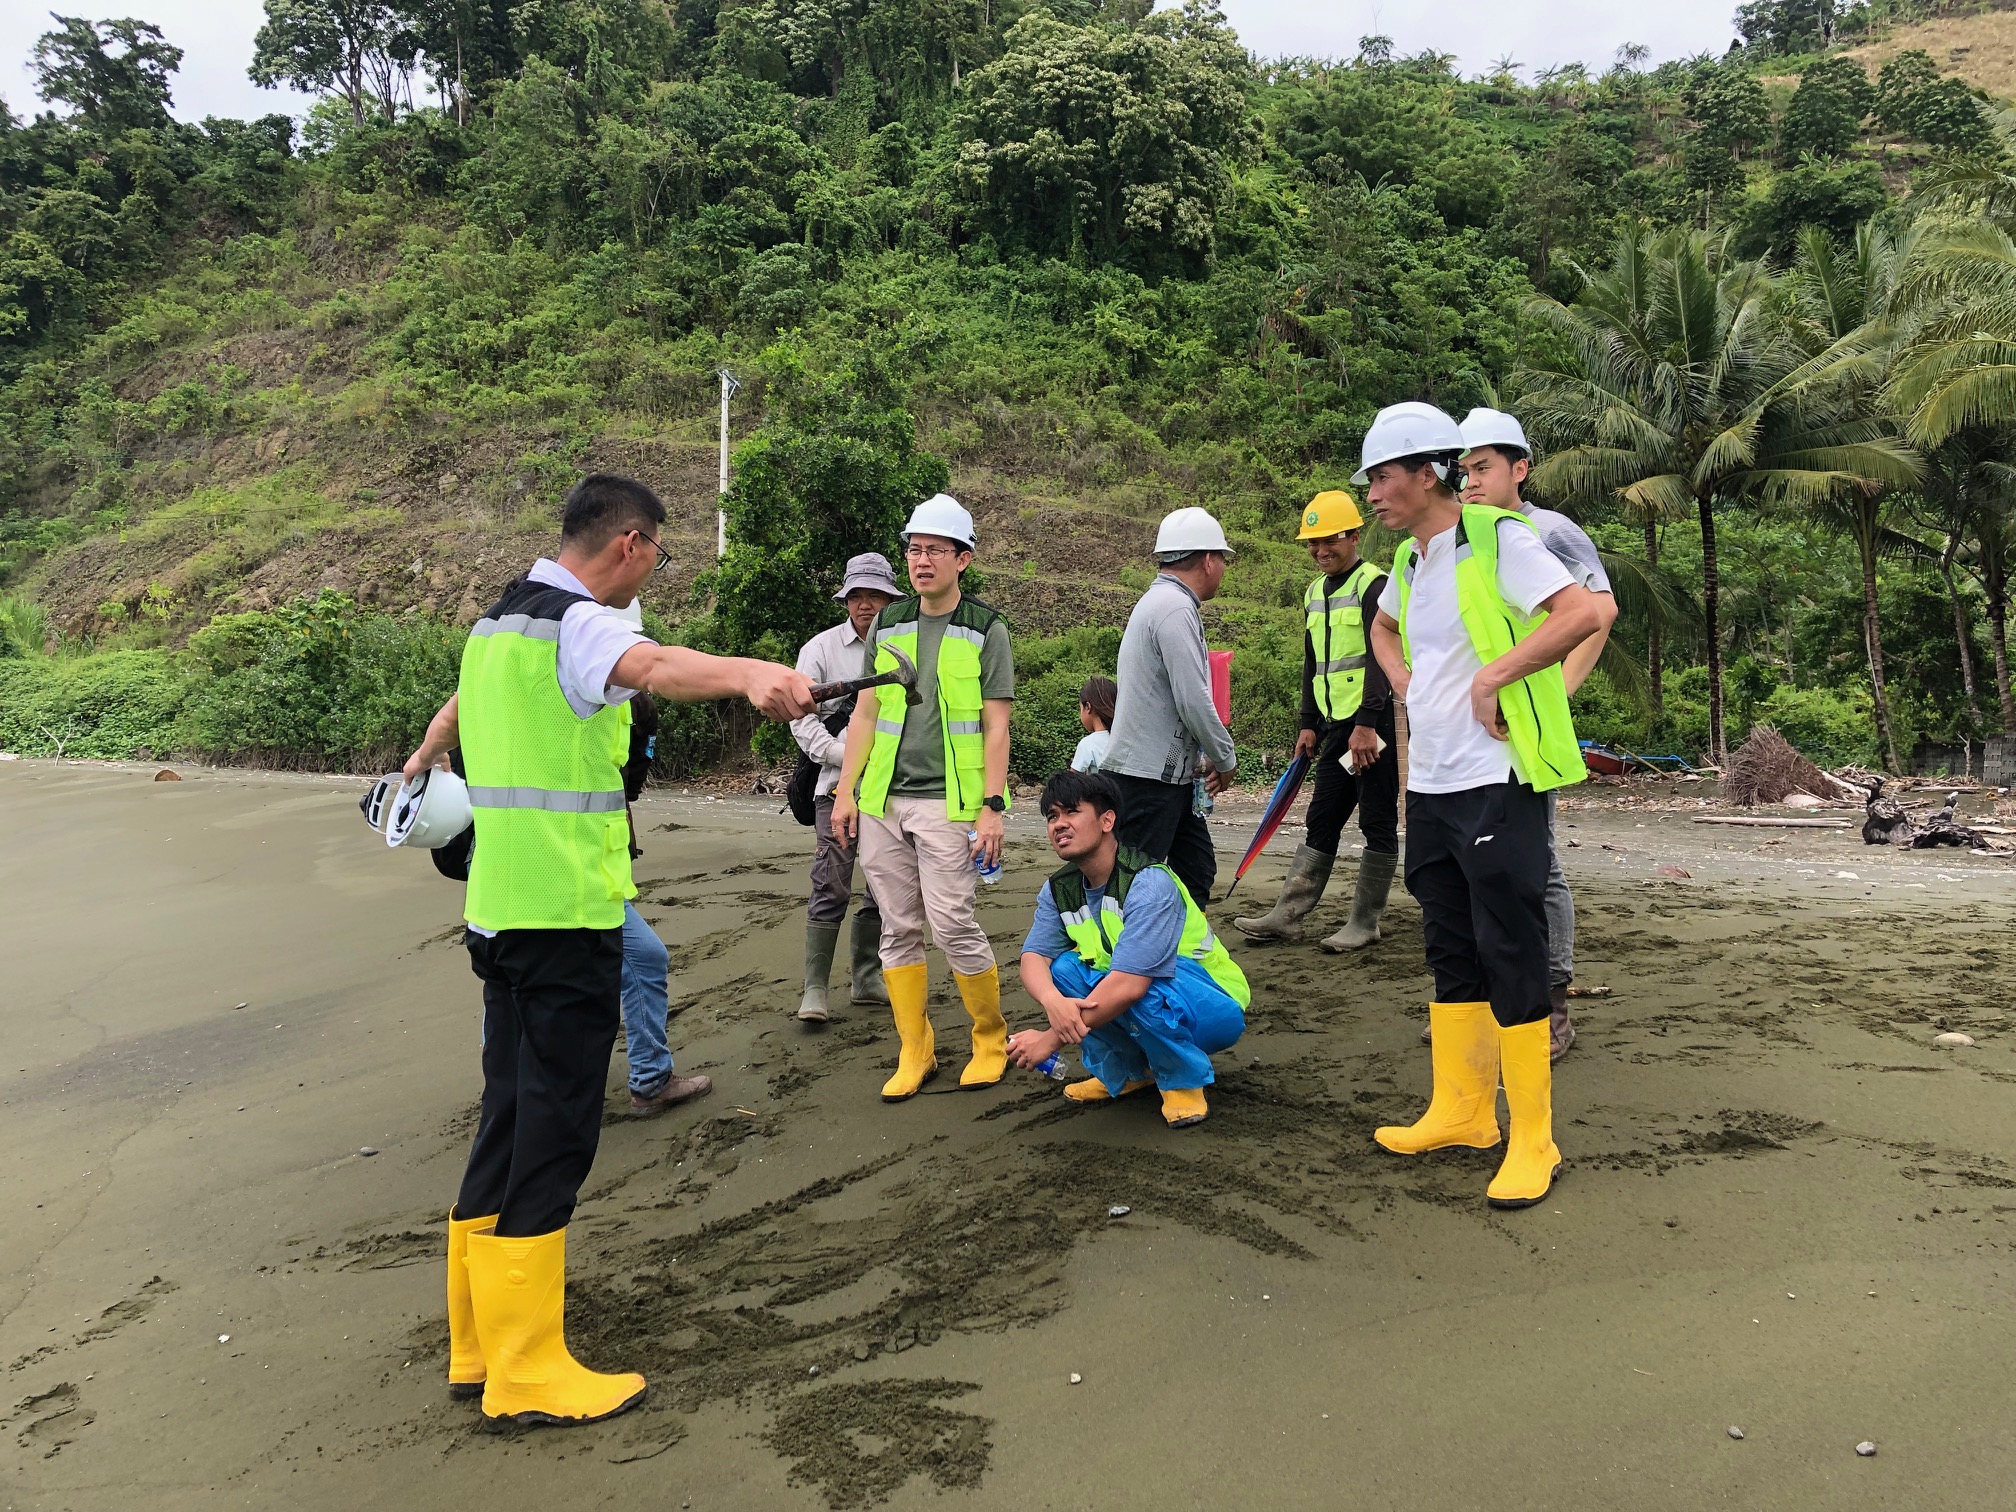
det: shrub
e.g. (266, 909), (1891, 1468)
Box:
(0, 651), (193, 757)
(177, 589), (463, 768)
(1748, 684), (1879, 767)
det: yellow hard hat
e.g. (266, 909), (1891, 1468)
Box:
(1297, 489), (1364, 539)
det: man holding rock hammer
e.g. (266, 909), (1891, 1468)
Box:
(404, 474), (813, 1429)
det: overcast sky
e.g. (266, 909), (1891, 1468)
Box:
(1, 0), (1742, 125)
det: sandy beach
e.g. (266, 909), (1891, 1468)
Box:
(4, 761), (2014, 1511)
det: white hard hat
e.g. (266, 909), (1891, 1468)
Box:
(1459, 407), (1530, 457)
(901, 493), (976, 551)
(611, 598), (644, 627)
(383, 768), (474, 850)
(1153, 506), (1235, 559)
(1353, 401), (1466, 485)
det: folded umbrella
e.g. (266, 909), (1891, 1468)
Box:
(1220, 751), (1310, 902)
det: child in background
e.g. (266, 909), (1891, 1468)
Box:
(1072, 676), (1117, 772)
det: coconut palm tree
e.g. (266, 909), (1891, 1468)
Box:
(1880, 213), (2016, 730)
(1782, 221), (1931, 772)
(1518, 227), (1919, 764)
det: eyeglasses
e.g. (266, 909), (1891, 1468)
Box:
(631, 528), (671, 572)
(904, 543), (964, 562)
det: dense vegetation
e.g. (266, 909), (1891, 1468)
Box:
(4, 0), (2016, 778)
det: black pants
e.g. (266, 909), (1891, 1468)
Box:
(1109, 772), (1217, 906)
(1303, 721), (1400, 858)
(457, 926), (623, 1237)
(1403, 782), (1551, 1027)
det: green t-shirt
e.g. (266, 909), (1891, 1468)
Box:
(862, 603), (1016, 798)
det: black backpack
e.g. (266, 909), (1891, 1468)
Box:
(786, 699), (854, 826)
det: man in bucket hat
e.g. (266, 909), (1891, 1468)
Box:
(791, 551), (902, 1022)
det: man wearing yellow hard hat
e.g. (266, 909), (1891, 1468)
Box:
(1233, 488), (1400, 951)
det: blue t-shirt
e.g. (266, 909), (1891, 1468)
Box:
(1022, 864), (1186, 980)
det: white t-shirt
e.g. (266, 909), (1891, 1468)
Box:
(1071, 729), (1111, 772)
(524, 558), (651, 717)
(1377, 518), (1574, 794)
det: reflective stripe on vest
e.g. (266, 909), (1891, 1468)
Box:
(458, 581), (637, 930)
(1047, 848), (1250, 1010)
(1390, 506), (1587, 793)
(1305, 559), (1381, 722)
(856, 596), (1006, 823)
(468, 785), (626, 814)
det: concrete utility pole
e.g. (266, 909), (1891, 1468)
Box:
(716, 367), (741, 560)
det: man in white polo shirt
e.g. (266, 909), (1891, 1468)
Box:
(1358, 403), (1601, 1210)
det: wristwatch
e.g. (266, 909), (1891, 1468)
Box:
(983, 794), (1007, 813)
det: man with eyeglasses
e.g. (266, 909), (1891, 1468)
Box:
(831, 493), (1016, 1103)
(400, 473), (814, 1428)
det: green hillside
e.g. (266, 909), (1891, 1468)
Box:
(3, 0), (2015, 776)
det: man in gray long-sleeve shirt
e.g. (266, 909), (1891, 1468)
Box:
(1103, 507), (1239, 905)
(790, 552), (899, 1022)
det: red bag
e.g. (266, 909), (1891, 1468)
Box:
(1208, 649), (1233, 725)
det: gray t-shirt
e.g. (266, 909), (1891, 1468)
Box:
(1522, 504), (1611, 595)
(862, 603), (1015, 798)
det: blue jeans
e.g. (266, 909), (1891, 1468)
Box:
(620, 901), (674, 1096)
(1050, 953), (1245, 1093)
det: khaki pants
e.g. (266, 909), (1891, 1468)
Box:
(857, 795), (995, 976)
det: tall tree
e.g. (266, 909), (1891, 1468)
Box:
(954, 0), (1257, 267)
(1518, 227), (1917, 763)
(250, 0), (414, 128)
(31, 15), (182, 133)
(1783, 220), (1927, 771)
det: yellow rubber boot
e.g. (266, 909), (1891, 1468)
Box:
(447, 1208), (496, 1399)
(465, 1228), (645, 1428)
(1487, 1019), (1563, 1208)
(1064, 1076), (1152, 1103)
(953, 965), (1008, 1088)
(1161, 1087), (1208, 1128)
(1374, 1001), (1502, 1154)
(880, 962), (938, 1102)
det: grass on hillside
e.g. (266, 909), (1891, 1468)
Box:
(1847, 12), (2016, 100)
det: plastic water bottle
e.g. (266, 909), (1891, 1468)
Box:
(1191, 777), (1214, 817)
(967, 829), (1003, 885)
(1033, 1053), (1069, 1080)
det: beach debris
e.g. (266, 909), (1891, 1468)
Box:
(1069, 1373), (1083, 1385)
(1855, 1441), (1877, 1457)
(1696, 815), (1848, 828)
(154, 769), (181, 782)
(1727, 725), (1860, 806)
(1934, 1032), (1976, 1049)
(1833, 872), (1859, 880)
(233, 1003), (247, 1010)
(807, 1365), (820, 1377)
(0, 751), (17, 760)
(1107, 1204), (1131, 1219)
(358, 1146), (379, 1156)
(1656, 865), (1691, 879)
(1903, 790), (1991, 849)
(1929, 1014), (1948, 1029)
(1781, 791), (1823, 808)
(218, 1334), (230, 1343)
(852, 1345), (870, 1361)
(1567, 985), (1612, 999)
(1727, 1426), (1745, 1440)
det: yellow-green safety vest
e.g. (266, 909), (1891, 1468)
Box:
(857, 595), (1006, 823)
(1047, 847), (1251, 1009)
(1305, 557), (1383, 722)
(458, 579), (636, 930)
(1390, 505), (1587, 793)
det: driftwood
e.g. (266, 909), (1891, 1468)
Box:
(1862, 781), (1990, 848)
(1695, 815), (1850, 829)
